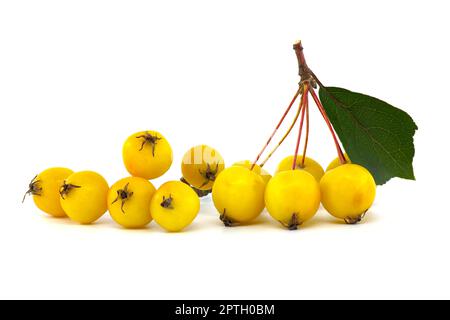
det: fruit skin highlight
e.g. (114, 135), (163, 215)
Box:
(320, 164), (376, 224)
(232, 160), (272, 185)
(276, 155), (324, 182)
(150, 181), (200, 232)
(60, 171), (109, 224)
(25, 167), (74, 217)
(181, 145), (225, 191)
(123, 130), (173, 180)
(265, 170), (320, 230)
(212, 166), (265, 226)
(326, 153), (351, 171)
(108, 177), (156, 229)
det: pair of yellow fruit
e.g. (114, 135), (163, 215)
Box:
(25, 168), (107, 221)
(122, 130), (226, 191)
(26, 168), (199, 232)
(212, 154), (376, 229)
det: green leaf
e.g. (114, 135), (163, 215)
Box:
(318, 87), (417, 185)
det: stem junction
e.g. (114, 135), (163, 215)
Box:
(251, 40), (347, 172)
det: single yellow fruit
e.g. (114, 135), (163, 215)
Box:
(60, 171), (109, 224)
(107, 177), (156, 229)
(326, 153), (351, 171)
(181, 145), (225, 190)
(123, 130), (173, 180)
(232, 160), (272, 185)
(150, 181), (200, 232)
(212, 166), (265, 226)
(276, 155), (324, 182)
(23, 167), (74, 217)
(265, 170), (320, 230)
(320, 164), (376, 224)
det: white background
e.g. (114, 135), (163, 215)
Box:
(0, 0), (449, 300)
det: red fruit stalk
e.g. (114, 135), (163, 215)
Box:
(301, 100), (310, 167)
(308, 88), (346, 164)
(260, 94), (305, 168)
(251, 89), (302, 170)
(292, 85), (309, 170)
(252, 40), (347, 170)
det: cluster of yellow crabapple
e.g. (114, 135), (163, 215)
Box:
(24, 130), (376, 231)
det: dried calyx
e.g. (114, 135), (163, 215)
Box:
(111, 183), (133, 213)
(160, 194), (174, 209)
(344, 211), (367, 225)
(22, 175), (42, 203)
(59, 182), (81, 200)
(220, 209), (236, 227)
(280, 213), (302, 231)
(199, 163), (219, 188)
(136, 132), (162, 156)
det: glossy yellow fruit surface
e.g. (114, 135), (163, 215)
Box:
(108, 177), (156, 229)
(123, 131), (173, 180)
(265, 170), (320, 229)
(24, 167), (73, 217)
(320, 164), (376, 224)
(276, 155), (324, 182)
(212, 166), (265, 225)
(181, 145), (225, 190)
(150, 181), (200, 232)
(60, 171), (109, 224)
(232, 160), (272, 185)
(326, 153), (351, 171)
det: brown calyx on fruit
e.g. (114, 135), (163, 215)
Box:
(220, 209), (237, 227)
(280, 213), (302, 230)
(199, 163), (219, 188)
(160, 194), (174, 209)
(344, 211), (367, 225)
(111, 183), (133, 214)
(136, 132), (162, 157)
(59, 181), (81, 200)
(22, 175), (43, 203)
